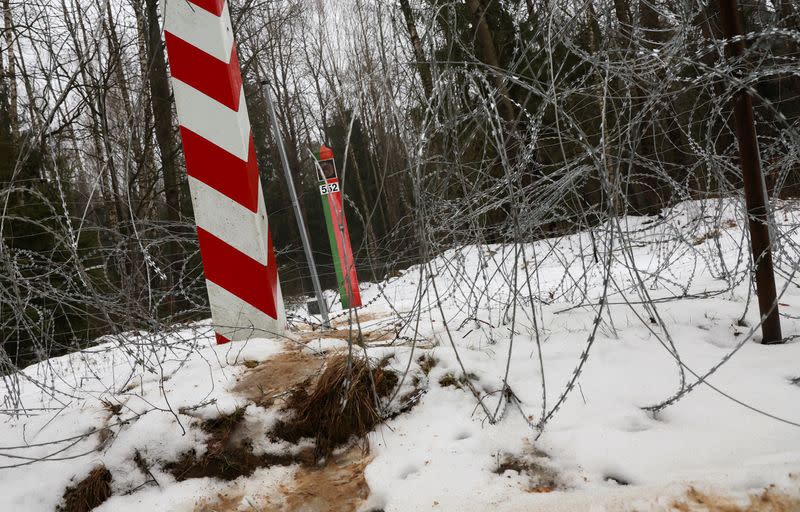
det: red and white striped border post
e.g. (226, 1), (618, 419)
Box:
(162, 0), (285, 343)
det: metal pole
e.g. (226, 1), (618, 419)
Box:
(261, 78), (330, 328)
(718, 0), (783, 344)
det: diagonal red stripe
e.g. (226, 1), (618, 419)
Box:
(215, 333), (231, 345)
(164, 31), (242, 111)
(185, 0), (225, 16)
(180, 127), (259, 212)
(197, 228), (278, 320)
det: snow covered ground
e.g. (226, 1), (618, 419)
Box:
(2, 199), (800, 511)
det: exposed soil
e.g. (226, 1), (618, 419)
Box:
(57, 466), (112, 512)
(233, 351), (325, 408)
(671, 486), (800, 512)
(166, 440), (301, 483)
(493, 443), (560, 494)
(190, 446), (372, 512)
(165, 408), (309, 482)
(193, 492), (257, 512)
(283, 446), (373, 512)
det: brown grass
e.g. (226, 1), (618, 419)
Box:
(331, 311), (392, 327)
(100, 399), (122, 417)
(272, 354), (397, 460)
(57, 466), (112, 512)
(439, 371), (478, 389)
(693, 220), (737, 246)
(233, 351), (325, 408)
(172, 351), (398, 481)
(671, 486), (800, 511)
(418, 354), (437, 375)
(295, 327), (395, 344)
(693, 230), (722, 245)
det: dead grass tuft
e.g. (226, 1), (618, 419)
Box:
(201, 406), (246, 436)
(439, 371), (478, 389)
(671, 486), (800, 512)
(418, 354), (437, 375)
(273, 354), (398, 460)
(693, 230), (721, 245)
(100, 399), (122, 417)
(57, 466), (112, 512)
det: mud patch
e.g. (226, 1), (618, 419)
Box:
(671, 486), (800, 511)
(165, 408), (306, 482)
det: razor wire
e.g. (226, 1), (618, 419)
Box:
(1, 0), (799, 471)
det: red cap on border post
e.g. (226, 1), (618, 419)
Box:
(319, 145), (334, 161)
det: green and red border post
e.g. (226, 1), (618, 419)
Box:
(316, 146), (362, 309)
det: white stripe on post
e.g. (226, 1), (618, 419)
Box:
(162, 0), (285, 343)
(163, 0), (234, 62)
(171, 82), (251, 160)
(188, 177), (271, 265)
(206, 281), (285, 343)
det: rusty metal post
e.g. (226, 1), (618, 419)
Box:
(718, 0), (783, 344)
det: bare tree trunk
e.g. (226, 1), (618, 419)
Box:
(144, 0), (180, 224)
(62, 0), (117, 228)
(3, 0), (18, 138)
(525, 0), (535, 18)
(11, 26), (37, 135)
(144, 0), (182, 311)
(102, 0), (146, 213)
(131, 0), (159, 218)
(398, 0), (433, 99)
(587, 1), (603, 51)
(463, 0), (516, 125)
(0, 6), (8, 144)
(613, 0), (632, 40)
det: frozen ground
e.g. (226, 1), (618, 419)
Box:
(1, 199), (800, 511)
